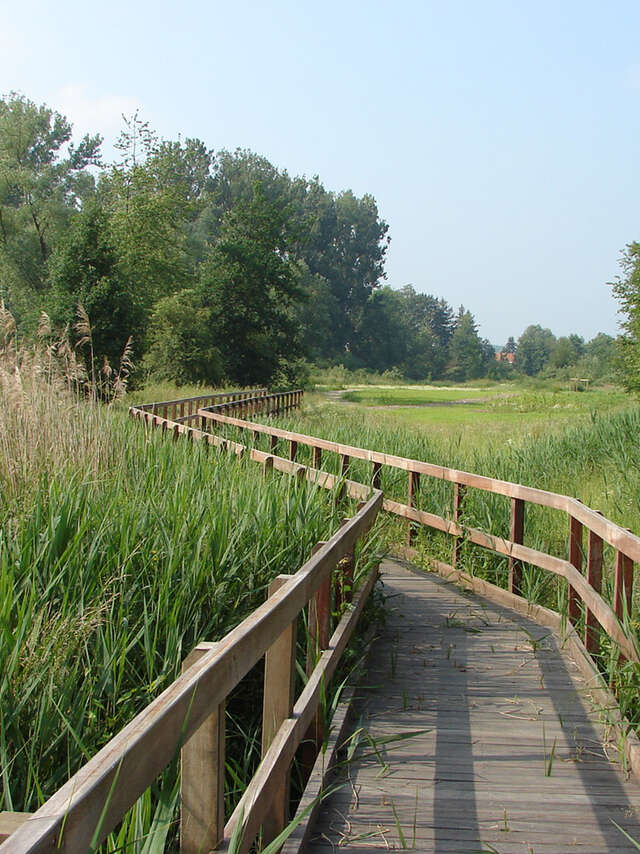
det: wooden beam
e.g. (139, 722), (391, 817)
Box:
(509, 497), (525, 596)
(194, 407), (640, 565)
(452, 484), (466, 568)
(586, 528), (603, 655)
(261, 575), (296, 845)
(180, 642), (225, 854)
(0, 813), (32, 844)
(614, 548), (634, 623)
(407, 470), (420, 546)
(568, 516), (583, 626)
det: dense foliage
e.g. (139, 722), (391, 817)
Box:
(0, 92), (622, 386)
(612, 242), (640, 391)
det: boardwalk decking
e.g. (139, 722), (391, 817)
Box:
(306, 559), (640, 853)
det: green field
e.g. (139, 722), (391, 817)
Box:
(321, 384), (631, 452)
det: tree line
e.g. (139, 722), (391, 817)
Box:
(0, 92), (629, 388)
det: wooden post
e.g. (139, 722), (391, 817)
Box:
(614, 548), (633, 623)
(509, 498), (525, 596)
(372, 460), (382, 490)
(270, 434), (278, 454)
(407, 470), (420, 546)
(263, 456), (274, 479)
(568, 516), (583, 626)
(452, 483), (466, 568)
(306, 543), (331, 676)
(585, 528), (603, 655)
(340, 454), (349, 479)
(180, 642), (225, 854)
(335, 508), (360, 614)
(261, 575), (296, 845)
(302, 542), (331, 774)
(312, 446), (322, 470)
(289, 440), (298, 462)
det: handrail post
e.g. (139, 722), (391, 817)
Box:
(614, 547), (634, 625)
(336, 502), (364, 613)
(372, 461), (382, 490)
(509, 498), (525, 596)
(586, 528), (603, 654)
(270, 434), (278, 454)
(312, 446), (322, 470)
(289, 440), (298, 462)
(452, 483), (466, 568)
(180, 642), (225, 854)
(303, 542), (331, 771)
(261, 575), (296, 845)
(407, 470), (420, 546)
(568, 516), (583, 626)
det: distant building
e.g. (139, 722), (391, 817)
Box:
(495, 351), (515, 364)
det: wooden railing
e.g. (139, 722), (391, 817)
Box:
(202, 390), (303, 422)
(6, 389), (640, 851)
(1, 401), (381, 852)
(198, 407), (640, 665)
(136, 388), (268, 424)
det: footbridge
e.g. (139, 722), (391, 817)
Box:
(3, 389), (640, 853)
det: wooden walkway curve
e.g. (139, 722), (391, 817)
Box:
(304, 560), (640, 854)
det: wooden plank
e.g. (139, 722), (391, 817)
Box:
(262, 575), (296, 845)
(131, 408), (640, 668)
(306, 561), (640, 854)
(180, 642), (225, 854)
(0, 813), (32, 844)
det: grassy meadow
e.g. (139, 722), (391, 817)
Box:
(0, 340), (382, 850)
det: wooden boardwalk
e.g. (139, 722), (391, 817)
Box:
(305, 559), (640, 853)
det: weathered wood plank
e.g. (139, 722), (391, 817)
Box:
(306, 561), (640, 854)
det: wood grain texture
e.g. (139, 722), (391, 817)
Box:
(307, 560), (640, 853)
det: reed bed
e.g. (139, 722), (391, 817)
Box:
(0, 324), (381, 850)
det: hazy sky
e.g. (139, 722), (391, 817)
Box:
(2, 0), (638, 344)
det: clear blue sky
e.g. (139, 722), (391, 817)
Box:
(2, 0), (638, 344)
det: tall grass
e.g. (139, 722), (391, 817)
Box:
(256, 400), (640, 618)
(0, 318), (374, 850)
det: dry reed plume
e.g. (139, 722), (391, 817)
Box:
(0, 301), (132, 512)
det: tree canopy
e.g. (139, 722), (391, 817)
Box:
(0, 91), (623, 389)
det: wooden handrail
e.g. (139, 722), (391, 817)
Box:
(136, 404), (639, 671)
(194, 405), (640, 666)
(8, 392), (637, 850)
(198, 408), (640, 565)
(2, 412), (381, 852)
(136, 388), (267, 411)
